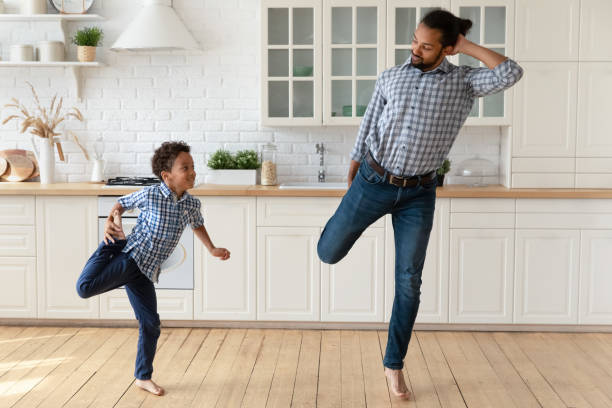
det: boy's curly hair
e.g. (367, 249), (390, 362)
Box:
(151, 141), (191, 180)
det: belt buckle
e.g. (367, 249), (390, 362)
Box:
(389, 174), (406, 187)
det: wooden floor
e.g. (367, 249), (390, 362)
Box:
(1, 327), (612, 407)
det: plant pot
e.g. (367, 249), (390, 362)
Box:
(204, 169), (257, 185)
(436, 174), (445, 186)
(77, 46), (96, 62)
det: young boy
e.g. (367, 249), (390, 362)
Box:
(76, 141), (230, 396)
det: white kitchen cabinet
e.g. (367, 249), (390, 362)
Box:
(0, 257), (36, 318)
(36, 196), (99, 319)
(99, 289), (194, 320)
(257, 226), (321, 321)
(261, 0), (323, 126)
(514, 229), (580, 324)
(579, 230), (612, 324)
(386, 0), (450, 68)
(576, 63), (612, 157)
(194, 197), (256, 320)
(579, 0), (612, 61)
(385, 198), (450, 324)
(323, 0), (386, 125)
(514, 0), (580, 61)
(451, 0), (514, 125)
(321, 226), (385, 322)
(0, 196), (35, 225)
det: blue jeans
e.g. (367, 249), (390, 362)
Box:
(76, 240), (160, 380)
(318, 159), (436, 369)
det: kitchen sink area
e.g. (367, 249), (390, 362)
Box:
(278, 182), (347, 190)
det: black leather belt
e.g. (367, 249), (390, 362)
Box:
(366, 151), (436, 188)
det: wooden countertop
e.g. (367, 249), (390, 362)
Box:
(1, 181), (612, 198)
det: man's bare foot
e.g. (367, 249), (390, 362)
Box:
(385, 367), (411, 399)
(113, 210), (126, 240)
(135, 379), (165, 396)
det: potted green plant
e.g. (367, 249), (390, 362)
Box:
(71, 26), (103, 62)
(205, 149), (261, 185)
(436, 158), (451, 186)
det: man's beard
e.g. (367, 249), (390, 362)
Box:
(410, 49), (444, 70)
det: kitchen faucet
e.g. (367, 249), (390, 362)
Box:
(316, 143), (325, 183)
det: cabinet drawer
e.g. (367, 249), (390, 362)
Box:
(0, 226), (36, 256)
(450, 213), (515, 229)
(0, 257), (36, 318)
(451, 198), (515, 213)
(100, 289), (193, 320)
(257, 197), (385, 228)
(0, 196), (35, 225)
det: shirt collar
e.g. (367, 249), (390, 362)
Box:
(403, 57), (452, 74)
(159, 181), (189, 203)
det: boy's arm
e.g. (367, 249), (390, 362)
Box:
(104, 203), (125, 244)
(193, 225), (230, 260)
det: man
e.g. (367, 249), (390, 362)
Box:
(317, 10), (523, 399)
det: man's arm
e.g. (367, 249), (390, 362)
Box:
(347, 160), (360, 187)
(193, 225), (230, 260)
(451, 34), (506, 69)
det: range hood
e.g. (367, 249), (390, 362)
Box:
(110, 0), (199, 52)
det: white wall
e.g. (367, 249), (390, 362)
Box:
(0, 0), (499, 183)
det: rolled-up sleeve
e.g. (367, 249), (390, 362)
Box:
(350, 74), (387, 162)
(466, 58), (524, 97)
(118, 188), (148, 211)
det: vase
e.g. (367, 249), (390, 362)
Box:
(77, 46), (96, 62)
(30, 136), (56, 184)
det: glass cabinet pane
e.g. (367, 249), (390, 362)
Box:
(293, 50), (313, 77)
(421, 7), (440, 18)
(491, 47), (505, 56)
(269, 81), (289, 117)
(460, 7), (480, 44)
(356, 48), (377, 76)
(332, 48), (352, 76)
(268, 8), (289, 45)
(332, 7), (352, 44)
(357, 80), (375, 116)
(332, 80), (352, 117)
(459, 54), (480, 68)
(484, 7), (505, 44)
(356, 7), (377, 44)
(294, 81), (314, 117)
(294, 8), (314, 45)
(483, 92), (504, 117)
(395, 8), (416, 45)
(395, 49), (411, 65)
(469, 100), (479, 117)
(268, 49), (289, 77)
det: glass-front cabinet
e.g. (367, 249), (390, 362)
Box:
(451, 0), (514, 125)
(386, 0), (451, 68)
(262, 1), (322, 126)
(323, 0), (386, 125)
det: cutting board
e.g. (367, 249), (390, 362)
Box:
(1, 154), (34, 182)
(0, 149), (39, 180)
(0, 157), (7, 177)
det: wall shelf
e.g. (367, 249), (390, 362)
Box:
(0, 14), (104, 22)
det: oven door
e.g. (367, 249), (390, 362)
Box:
(97, 218), (194, 289)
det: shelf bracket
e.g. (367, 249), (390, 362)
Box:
(68, 66), (83, 101)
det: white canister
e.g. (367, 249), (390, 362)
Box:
(20, 0), (47, 14)
(10, 44), (34, 62)
(37, 41), (64, 62)
(0, 0), (5, 14)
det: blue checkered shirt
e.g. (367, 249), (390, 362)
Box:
(350, 58), (524, 176)
(118, 182), (204, 283)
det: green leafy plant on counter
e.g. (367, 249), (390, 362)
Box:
(437, 158), (451, 176)
(234, 150), (260, 169)
(71, 26), (104, 47)
(207, 149), (261, 170)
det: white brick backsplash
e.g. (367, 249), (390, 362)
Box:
(0, 0), (500, 183)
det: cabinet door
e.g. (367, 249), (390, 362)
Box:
(515, 229), (580, 324)
(385, 198), (450, 324)
(261, 0), (322, 126)
(512, 62), (578, 157)
(257, 227), (320, 320)
(579, 0), (612, 61)
(451, 0), (514, 125)
(36, 196), (98, 318)
(579, 230), (612, 324)
(321, 227), (384, 322)
(323, 0), (386, 125)
(515, 0), (579, 61)
(386, 0), (450, 68)
(194, 197), (256, 320)
(450, 229), (514, 323)
(576, 63), (612, 156)
(0, 257), (36, 318)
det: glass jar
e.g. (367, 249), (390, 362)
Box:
(260, 143), (278, 185)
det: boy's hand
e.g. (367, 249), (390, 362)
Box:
(210, 247), (230, 260)
(103, 218), (123, 244)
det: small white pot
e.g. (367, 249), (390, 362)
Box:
(38, 41), (64, 62)
(10, 44), (34, 61)
(20, 0), (47, 14)
(204, 169), (257, 185)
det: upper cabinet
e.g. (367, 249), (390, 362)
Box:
(261, 0), (323, 126)
(515, 0), (579, 61)
(323, 0), (386, 125)
(451, 0), (515, 125)
(579, 0), (612, 61)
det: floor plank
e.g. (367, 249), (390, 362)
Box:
(405, 332), (442, 408)
(265, 330), (301, 408)
(290, 330), (320, 408)
(378, 331), (415, 408)
(360, 330), (390, 408)
(317, 330), (341, 408)
(242, 329), (284, 408)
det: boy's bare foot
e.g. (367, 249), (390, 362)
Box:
(113, 210), (126, 240)
(384, 367), (411, 399)
(135, 379), (165, 396)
